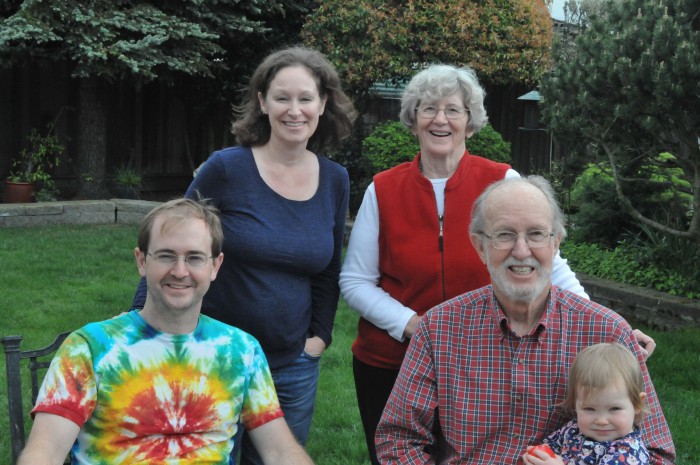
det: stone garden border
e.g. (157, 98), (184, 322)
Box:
(0, 199), (160, 227)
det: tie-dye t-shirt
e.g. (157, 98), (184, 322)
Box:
(32, 310), (283, 465)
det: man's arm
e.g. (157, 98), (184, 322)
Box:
(247, 417), (314, 465)
(16, 413), (79, 465)
(375, 319), (438, 465)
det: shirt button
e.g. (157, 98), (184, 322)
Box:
(515, 394), (523, 402)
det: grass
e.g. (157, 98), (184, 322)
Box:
(0, 224), (142, 462)
(1, 224), (698, 464)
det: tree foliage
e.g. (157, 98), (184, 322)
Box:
(301, 0), (553, 98)
(0, 0), (284, 82)
(0, 0), (309, 198)
(568, 158), (691, 247)
(540, 0), (700, 242)
(465, 124), (512, 164)
(362, 121), (419, 174)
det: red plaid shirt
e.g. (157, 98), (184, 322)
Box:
(376, 286), (675, 465)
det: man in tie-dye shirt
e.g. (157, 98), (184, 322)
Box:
(17, 198), (315, 465)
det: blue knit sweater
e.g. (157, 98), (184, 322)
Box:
(133, 146), (349, 368)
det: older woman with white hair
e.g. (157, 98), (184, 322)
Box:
(339, 64), (654, 465)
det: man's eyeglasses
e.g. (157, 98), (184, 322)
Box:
(415, 105), (470, 120)
(146, 252), (212, 268)
(480, 230), (554, 250)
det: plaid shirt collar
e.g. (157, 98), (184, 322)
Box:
(491, 285), (557, 340)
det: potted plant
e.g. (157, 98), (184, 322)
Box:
(112, 163), (142, 199)
(4, 125), (64, 203)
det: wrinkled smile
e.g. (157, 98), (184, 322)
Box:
(429, 130), (450, 137)
(509, 265), (535, 275)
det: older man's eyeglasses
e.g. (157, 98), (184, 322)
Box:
(415, 105), (470, 120)
(481, 230), (554, 249)
(147, 252), (212, 268)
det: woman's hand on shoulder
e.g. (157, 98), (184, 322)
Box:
(633, 328), (656, 360)
(403, 314), (423, 340)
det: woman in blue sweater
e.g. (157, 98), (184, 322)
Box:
(133, 46), (356, 464)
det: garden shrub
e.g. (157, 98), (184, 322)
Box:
(647, 153), (693, 224)
(361, 121), (418, 174)
(465, 123), (511, 164)
(560, 153), (698, 299)
(568, 159), (690, 248)
(568, 163), (633, 247)
(621, 221), (700, 298)
(560, 240), (699, 299)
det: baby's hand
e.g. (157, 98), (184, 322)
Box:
(522, 445), (564, 465)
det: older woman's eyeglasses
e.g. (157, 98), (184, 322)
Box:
(480, 230), (554, 249)
(415, 105), (470, 120)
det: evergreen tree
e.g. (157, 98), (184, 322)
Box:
(540, 0), (700, 242)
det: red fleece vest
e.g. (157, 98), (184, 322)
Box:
(351, 151), (509, 369)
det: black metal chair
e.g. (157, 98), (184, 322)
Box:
(2, 331), (71, 463)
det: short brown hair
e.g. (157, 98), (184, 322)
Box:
(561, 343), (648, 425)
(232, 45), (357, 153)
(138, 198), (223, 258)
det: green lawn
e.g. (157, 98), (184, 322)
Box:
(1, 224), (697, 464)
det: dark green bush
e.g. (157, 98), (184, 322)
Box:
(465, 123), (511, 164)
(568, 164), (633, 247)
(568, 160), (691, 248)
(361, 121), (418, 174)
(361, 120), (511, 174)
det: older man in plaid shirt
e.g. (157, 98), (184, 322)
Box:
(375, 176), (675, 465)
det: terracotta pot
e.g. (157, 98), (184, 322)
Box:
(3, 180), (36, 203)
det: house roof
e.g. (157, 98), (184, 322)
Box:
(517, 90), (541, 101)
